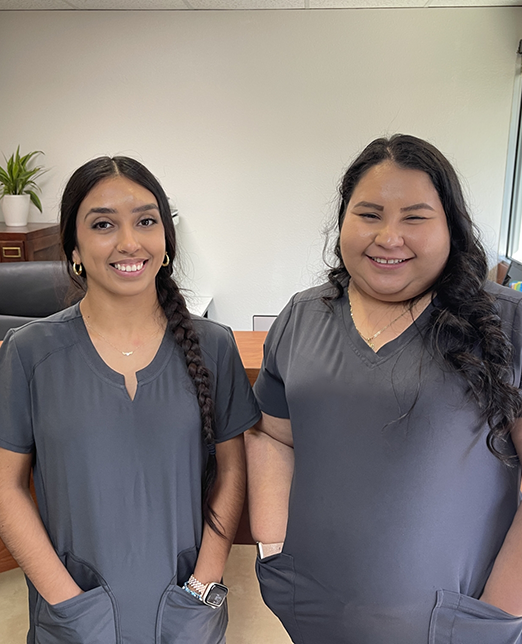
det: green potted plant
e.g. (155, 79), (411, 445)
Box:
(0, 146), (46, 227)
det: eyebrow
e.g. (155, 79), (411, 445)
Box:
(353, 201), (384, 211)
(401, 203), (435, 212)
(352, 201), (435, 213)
(84, 203), (159, 217)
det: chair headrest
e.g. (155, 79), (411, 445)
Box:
(0, 261), (76, 317)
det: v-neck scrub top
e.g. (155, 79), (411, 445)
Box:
(0, 304), (261, 644)
(254, 281), (522, 644)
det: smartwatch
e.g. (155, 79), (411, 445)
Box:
(183, 575), (228, 609)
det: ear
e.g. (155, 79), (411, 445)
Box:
(72, 248), (81, 264)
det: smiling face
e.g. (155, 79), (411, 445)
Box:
(340, 161), (451, 303)
(72, 175), (166, 301)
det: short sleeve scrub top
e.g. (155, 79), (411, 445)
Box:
(254, 281), (522, 644)
(0, 304), (261, 644)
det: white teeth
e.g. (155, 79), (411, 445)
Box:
(114, 262), (144, 272)
(373, 257), (406, 265)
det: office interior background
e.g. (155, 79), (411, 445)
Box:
(1, 2), (521, 329)
(1, 3), (522, 643)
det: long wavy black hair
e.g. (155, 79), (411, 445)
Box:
(327, 134), (522, 461)
(60, 156), (222, 532)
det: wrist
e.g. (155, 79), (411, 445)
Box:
(182, 575), (229, 609)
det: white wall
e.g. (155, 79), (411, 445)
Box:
(0, 9), (520, 328)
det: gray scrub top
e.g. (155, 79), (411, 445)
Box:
(0, 304), (260, 644)
(254, 281), (522, 644)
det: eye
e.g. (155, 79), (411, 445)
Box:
(138, 217), (158, 227)
(92, 220), (113, 230)
(405, 215), (428, 222)
(358, 212), (380, 220)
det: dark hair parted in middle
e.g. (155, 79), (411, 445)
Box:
(60, 156), (222, 534)
(327, 134), (522, 460)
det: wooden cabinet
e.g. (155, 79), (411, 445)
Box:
(0, 222), (60, 262)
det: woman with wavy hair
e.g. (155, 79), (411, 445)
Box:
(246, 134), (522, 643)
(0, 156), (260, 643)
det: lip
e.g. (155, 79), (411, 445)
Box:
(110, 259), (149, 276)
(367, 255), (413, 268)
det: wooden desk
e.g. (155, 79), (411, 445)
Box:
(233, 331), (267, 386)
(0, 222), (60, 262)
(0, 331), (267, 571)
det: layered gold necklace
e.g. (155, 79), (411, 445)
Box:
(348, 287), (412, 351)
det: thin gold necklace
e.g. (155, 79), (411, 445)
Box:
(83, 318), (159, 357)
(348, 290), (412, 350)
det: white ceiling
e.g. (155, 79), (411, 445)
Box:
(0, 0), (521, 10)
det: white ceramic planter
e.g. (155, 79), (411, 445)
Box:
(2, 194), (30, 227)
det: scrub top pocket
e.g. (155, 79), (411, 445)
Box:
(35, 586), (117, 644)
(429, 589), (522, 644)
(155, 545), (227, 644)
(256, 552), (303, 644)
(34, 552), (119, 644)
(156, 584), (227, 644)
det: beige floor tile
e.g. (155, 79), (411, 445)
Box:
(0, 546), (291, 644)
(224, 545), (292, 644)
(0, 567), (28, 644)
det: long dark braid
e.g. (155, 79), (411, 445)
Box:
(155, 267), (222, 533)
(325, 135), (522, 461)
(60, 156), (223, 533)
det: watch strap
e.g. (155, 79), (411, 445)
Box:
(257, 541), (284, 559)
(187, 574), (207, 596)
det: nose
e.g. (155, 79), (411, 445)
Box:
(374, 221), (404, 248)
(117, 224), (140, 254)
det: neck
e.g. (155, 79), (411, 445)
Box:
(348, 281), (415, 314)
(79, 288), (166, 337)
(348, 280), (432, 351)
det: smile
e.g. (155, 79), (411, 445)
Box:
(111, 261), (146, 272)
(370, 257), (409, 265)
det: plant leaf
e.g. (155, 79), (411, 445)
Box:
(27, 190), (43, 212)
(0, 147), (46, 196)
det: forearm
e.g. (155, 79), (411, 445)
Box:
(480, 502), (522, 616)
(244, 427), (294, 543)
(193, 436), (246, 584)
(0, 485), (82, 604)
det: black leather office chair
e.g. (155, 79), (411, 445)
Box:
(0, 261), (81, 340)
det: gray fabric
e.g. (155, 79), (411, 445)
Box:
(0, 304), (260, 644)
(253, 281), (522, 644)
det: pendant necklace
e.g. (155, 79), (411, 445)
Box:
(348, 289), (412, 350)
(83, 318), (158, 357)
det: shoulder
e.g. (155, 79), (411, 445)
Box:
(277, 282), (340, 323)
(263, 282), (339, 354)
(485, 281), (522, 321)
(485, 280), (522, 306)
(1, 304), (81, 371)
(190, 315), (237, 364)
(291, 282), (339, 307)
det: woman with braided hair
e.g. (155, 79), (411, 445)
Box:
(0, 156), (260, 644)
(246, 135), (522, 643)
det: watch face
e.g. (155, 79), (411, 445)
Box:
(203, 583), (228, 608)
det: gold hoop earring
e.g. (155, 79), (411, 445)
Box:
(72, 262), (83, 277)
(162, 253), (170, 267)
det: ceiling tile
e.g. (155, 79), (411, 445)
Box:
(67, 0), (188, 7)
(0, 0), (72, 8)
(310, 0), (426, 6)
(429, 0), (522, 4)
(186, 0), (304, 8)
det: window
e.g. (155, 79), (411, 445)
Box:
(501, 42), (522, 262)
